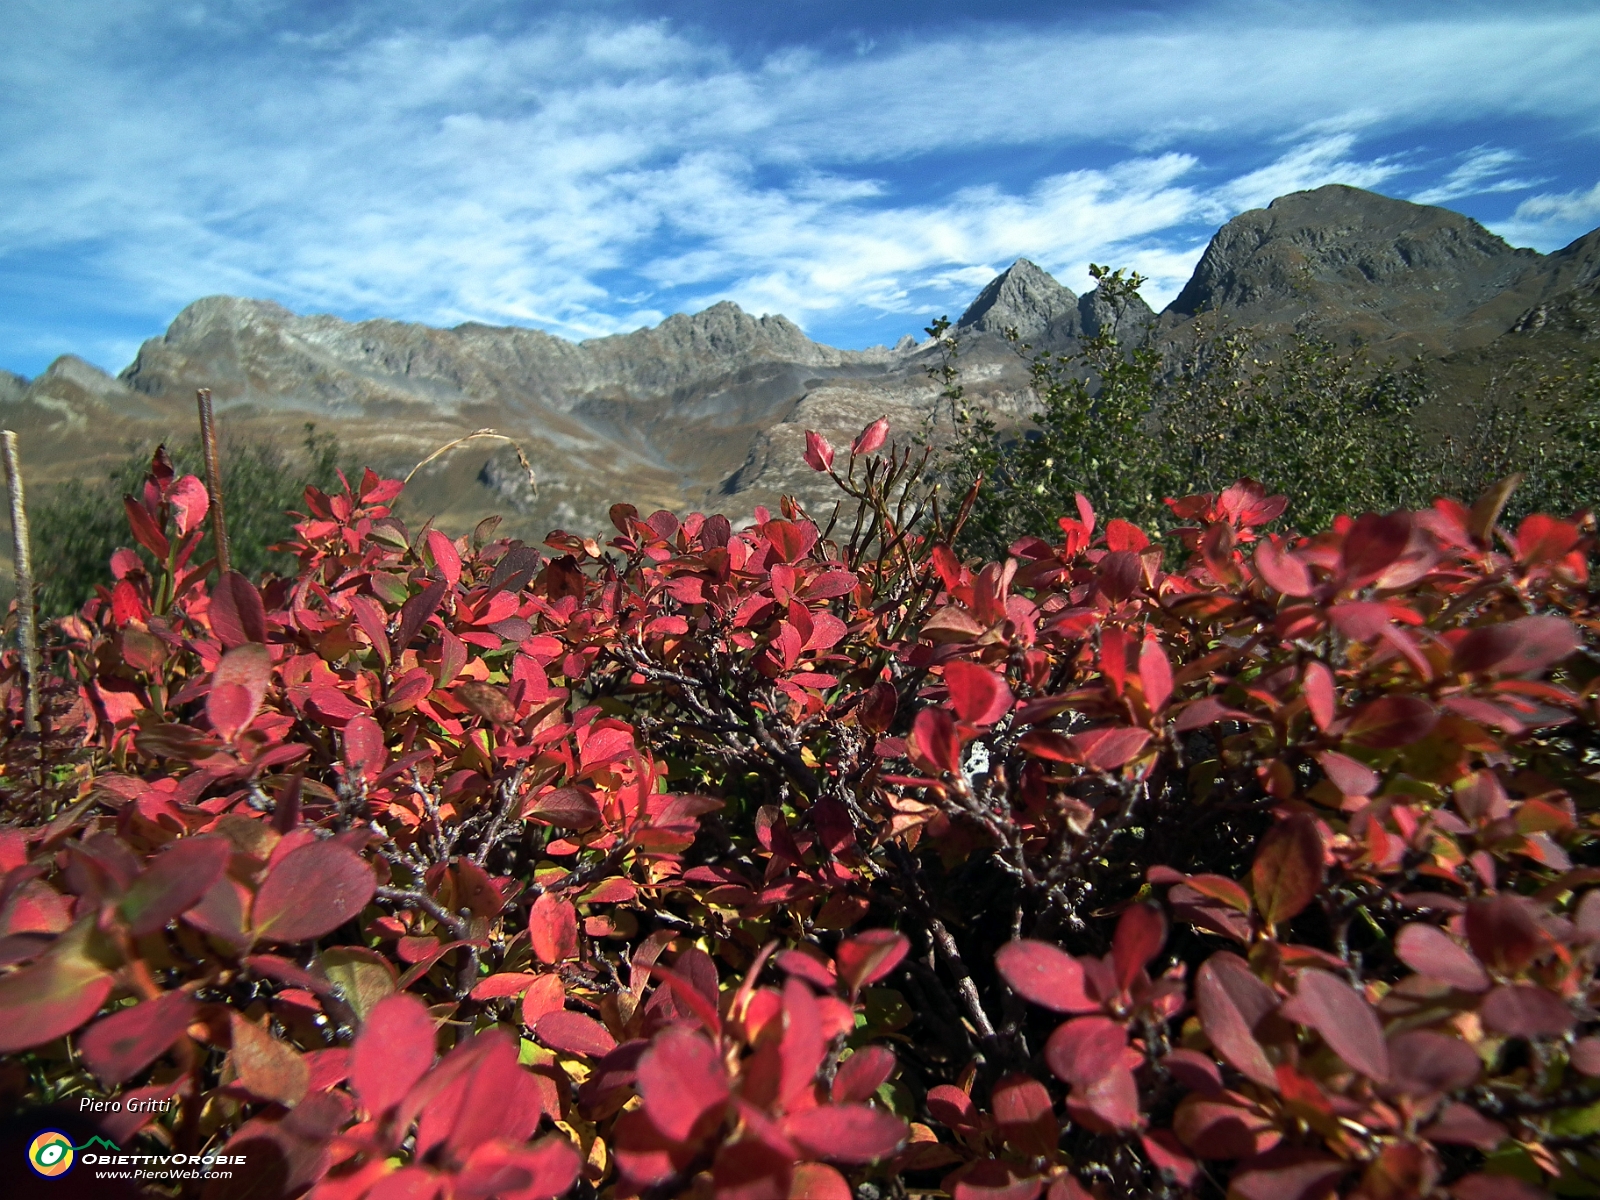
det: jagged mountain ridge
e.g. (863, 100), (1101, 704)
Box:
(4, 184), (1598, 538)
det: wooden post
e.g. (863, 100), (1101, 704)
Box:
(1, 430), (39, 733)
(197, 388), (232, 575)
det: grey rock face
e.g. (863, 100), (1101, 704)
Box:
(958, 259), (1082, 342)
(1161, 184), (1549, 353)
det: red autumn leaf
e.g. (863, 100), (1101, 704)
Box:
(1344, 695), (1437, 748)
(1104, 518), (1149, 552)
(1479, 984), (1575, 1037)
(1174, 1093), (1280, 1160)
(1017, 729), (1077, 762)
(351, 992), (436, 1117)
(1465, 893), (1553, 975)
(922, 605), (988, 642)
(1253, 536), (1313, 597)
(1195, 953), (1279, 1089)
(1387, 1030), (1482, 1095)
(834, 929), (909, 992)
(1250, 813), (1324, 930)
(803, 431), (835, 472)
(1228, 1147), (1347, 1200)
(1340, 512), (1411, 589)
(425, 529), (462, 587)
(1045, 1015), (1126, 1087)
(784, 1103), (907, 1163)
(434, 1032), (547, 1159)
(207, 642), (271, 741)
(995, 940), (1099, 1014)
(909, 708), (963, 776)
(470, 973), (538, 1001)
(992, 1072), (1057, 1159)
(765, 519), (816, 564)
(1072, 725), (1152, 770)
(118, 834), (232, 936)
(394, 577), (449, 652)
(950, 1161), (1044, 1200)
(1067, 1062), (1141, 1132)
(459, 1136), (580, 1200)
(637, 1024), (729, 1142)
(851, 417), (889, 457)
(1111, 901), (1166, 993)
(535, 1009), (617, 1057)
(1315, 750), (1379, 797)
(1278, 969), (1390, 1081)
(526, 786), (602, 831)
(529, 892), (579, 964)
(1454, 614), (1581, 675)
(349, 592), (391, 664)
(1570, 1037), (1600, 1077)
(521, 974), (567, 1027)
(1138, 638), (1173, 713)
(780, 976), (827, 1107)
(168, 474), (210, 536)
(1394, 924), (1490, 992)
(833, 1045), (897, 1104)
(78, 989), (196, 1086)
(253, 840), (376, 943)
(1142, 1129), (1202, 1189)
(123, 494), (170, 559)
(778, 949), (838, 991)
(791, 1162), (854, 1200)
(342, 714), (386, 782)
(1302, 661), (1337, 731)
(927, 1084), (982, 1131)
(1422, 1103), (1507, 1152)
(210, 571), (268, 647)
(1173, 696), (1259, 732)
(944, 661), (1013, 726)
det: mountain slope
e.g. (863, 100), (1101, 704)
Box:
(3, 185), (1597, 542)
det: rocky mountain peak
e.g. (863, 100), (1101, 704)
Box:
(957, 258), (1079, 341)
(1163, 184), (1545, 351)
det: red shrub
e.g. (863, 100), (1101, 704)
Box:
(0, 419), (1595, 1200)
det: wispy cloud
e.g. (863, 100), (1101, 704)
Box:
(1411, 147), (1543, 206)
(1, 1), (1598, 373)
(1494, 180), (1600, 249)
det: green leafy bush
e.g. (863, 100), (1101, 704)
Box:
(940, 270), (1599, 558)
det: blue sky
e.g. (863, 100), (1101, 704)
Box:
(4, 0), (1600, 379)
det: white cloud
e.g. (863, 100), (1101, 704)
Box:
(1206, 133), (1408, 218)
(1493, 180), (1600, 249)
(0, 1), (1598, 366)
(1410, 147), (1542, 205)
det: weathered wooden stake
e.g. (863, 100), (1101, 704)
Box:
(1, 430), (39, 733)
(197, 388), (232, 575)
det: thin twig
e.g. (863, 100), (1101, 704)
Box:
(404, 428), (538, 495)
(196, 389), (231, 575)
(2, 430), (39, 733)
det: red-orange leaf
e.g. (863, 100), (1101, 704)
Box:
(784, 1103), (907, 1163)
(529, 892), (579, 964)
(995, 940), (1099, 1014)
(351, 992), (435, 1117)
(253, 841), (376, 943)
(78, 989), (196, 1086)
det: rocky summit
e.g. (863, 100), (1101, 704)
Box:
(4, 185), (1598, 538)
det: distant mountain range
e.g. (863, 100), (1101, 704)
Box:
(3, 184), (1596, 537)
